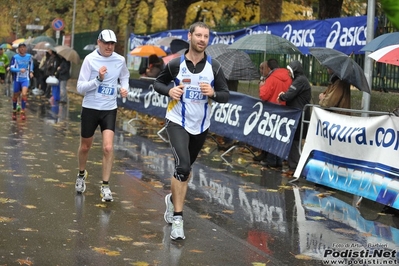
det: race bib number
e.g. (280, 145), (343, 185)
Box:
(18, 71), (28, 78)
(96, 83), (116, 99)
(185, 86), (205, 101)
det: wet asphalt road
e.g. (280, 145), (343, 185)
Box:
(0, 86), (398, 266)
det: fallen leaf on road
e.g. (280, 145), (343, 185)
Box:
(110, 235), (133, 241)
(199, 214), (212, 219)
(44, 178), (60, 182)
(18, 228), (38, 232)
(23, 205), (37, 209)
(129, 262), (150, 266)
(54, 183), (68, 188)
(332, 228), (357, 234)
(316, 193), (331, 198)
(142, 233), (157, 239)
(132, 242), (147, 246)
(294, 254), (313, 260)
(92, 247), (120, 256)
(189, 249), (204, 253)
(0, 216), (15, 222)
(0, 197), (17, 203)
(243, 189), (258, 192)
(310, 216), (326, 221)
(16, 258), (34, 265)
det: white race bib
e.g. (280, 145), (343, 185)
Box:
(96, 83), (116, 99)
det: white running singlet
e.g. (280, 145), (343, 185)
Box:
(166, 55), (214, 135)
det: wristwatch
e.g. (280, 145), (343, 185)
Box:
(213, 91), (217, 98)
(96, 76), (103, 82)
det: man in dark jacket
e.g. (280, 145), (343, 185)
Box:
(277, 60), (311, 177)
(57, 57), (71, 103)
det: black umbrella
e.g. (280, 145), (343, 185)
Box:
(206, 44), (259, 80)
(309, 47), (370, 93)
(170, 39), (189, 54)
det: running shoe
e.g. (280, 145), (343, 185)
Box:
(20, 111), (26, 120)
(170, 216), (185, 240)
(12, 112), (16, 121)
(75, 170), (88, 193)
(164, 193), (174, 224)
(100, 185), (114, 202)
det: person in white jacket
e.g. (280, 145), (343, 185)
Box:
(75, 29), (129, 202)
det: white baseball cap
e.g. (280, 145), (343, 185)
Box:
(98, 29), (117, 43)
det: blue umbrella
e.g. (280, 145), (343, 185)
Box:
(1, 43), (12, 49)
(5, 50), (15, 61)
(360, 32), (399, 52)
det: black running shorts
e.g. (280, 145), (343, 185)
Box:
(80, 107), (117, 138)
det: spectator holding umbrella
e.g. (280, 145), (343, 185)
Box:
(318, 68), (351, 114)
(56, 57), (71, 103)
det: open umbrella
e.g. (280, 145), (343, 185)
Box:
(33, 41), (53, 52)
(1, 43), (12, 49)
(162, 49), (186, 65)
(31, 36), (56, 46)
(228, 33), (301, 54)
(5, 50), (16, 61)
(206, 43), (234, 58)
(12, 38), (26, 48)
(309, 47), (370, 93)
(83, 44), (97, 51)
(54, 45), (80, 65)
(24, 37), (35, 45)
(170, 39), (189, 54)
(368, 44), (399, 67)
(360, 32), (399, 52)
(156, 36), (179, 47)
(130, 45), (166, 57)
(206, 43), (259, 80)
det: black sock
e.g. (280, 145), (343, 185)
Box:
(102, 181), (109, 185)
(79, 170), (85, 177)
(173, 211), (183, 217)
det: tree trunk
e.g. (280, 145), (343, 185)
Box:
(260, 0), (283, 23)
(318, 0), (343, 19)
(165, 0), (197, 30)
(146, 0), (155, 33)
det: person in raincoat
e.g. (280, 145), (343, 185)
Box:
(318, 68), (351, 114)
(0, 47), (10, 87)
(253, 59), (291, 168)
(277, 60), (311, 177)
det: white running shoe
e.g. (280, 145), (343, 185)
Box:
(164, 193), (174, 224)
(170, 216), (185, 240)
(100, 185), (114, 202)
(75, 170), (88, 193)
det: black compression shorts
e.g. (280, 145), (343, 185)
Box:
(80, 107), (117, 138)
(165, 120), (208, 176)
